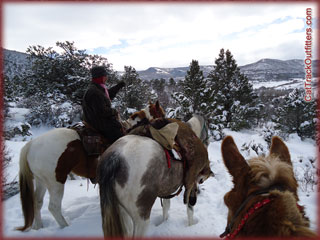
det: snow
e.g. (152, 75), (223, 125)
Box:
(251, 78), (317, 91)
(3, 125), (318, 238)
(2, 105), (318, 237)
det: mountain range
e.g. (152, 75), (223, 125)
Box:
(137, 59), (318, 81)
(3, 49), (318, 82)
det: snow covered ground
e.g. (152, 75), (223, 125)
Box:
(251, 78), (318, 91)
(2, 108), (318, 238)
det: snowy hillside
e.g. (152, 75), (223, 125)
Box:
(252, 77), (318, 91)
(3, 107), (318, 238)
(138, 65), (214, 81)
(3, 49), (31, 80)
(137, 59), (318, 82)
(4, 48), (318, 91)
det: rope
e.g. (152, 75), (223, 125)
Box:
(224, 198), (273, 240)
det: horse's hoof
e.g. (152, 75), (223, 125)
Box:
(32, 223), (43, 230)
(59, 223), (69, 229)
(189, 196), (197, 206)
(90, 177), (97, 184)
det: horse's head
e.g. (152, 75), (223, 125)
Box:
(221, 136), (299, 227)
(147, 100), (165, 119)
(126, 100), (165, 128)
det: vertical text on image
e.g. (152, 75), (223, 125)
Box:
(304, 8), (312, 102)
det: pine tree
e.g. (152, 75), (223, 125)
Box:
(22, 41), (116, 127)
(207, 49), (257, 134)
(115, 66), (154, 119)
(273, 88), (316, 139)
(171, 60), (209, 121)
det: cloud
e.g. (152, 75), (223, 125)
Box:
(3, 2), (318, 71)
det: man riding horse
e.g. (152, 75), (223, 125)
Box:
(82, 66), (126, 144)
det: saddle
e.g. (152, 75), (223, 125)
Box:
(128, 118), (182, 160)
(69, 122), (111, 156)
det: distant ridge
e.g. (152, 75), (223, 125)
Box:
(3, 49), (318, 82)
(138, 58), (318, 81)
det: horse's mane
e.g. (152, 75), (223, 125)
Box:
(248, 155), (298, 195)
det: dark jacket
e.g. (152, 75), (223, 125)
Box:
(82, 82), (124, 142)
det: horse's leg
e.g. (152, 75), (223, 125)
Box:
(187, 204), (194, 226)
(186, 187), (197, 226)
(132, 190), (156, 237)
(119, 204), (134, 236)
(32, 177), (47, 230)
(183, 171), (197, 204)
(162, 198), (170, 221)
(133, 217), (149, 237)
(47, 183), (68, 228)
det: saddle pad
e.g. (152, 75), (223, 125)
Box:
(149, 122), (179, 150)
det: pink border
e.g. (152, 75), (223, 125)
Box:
(0, 1), (319, 240)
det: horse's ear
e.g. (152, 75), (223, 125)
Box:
(221, 136), (249, 180)
(269, 136), (292, 165)
(155, 100), (160, 110)
(149, 100), (152, 106)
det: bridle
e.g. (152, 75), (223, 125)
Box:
(220, 184), (287, 239)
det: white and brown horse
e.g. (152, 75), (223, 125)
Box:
(97, 117), (212, 238)
(185, 114), (209, 148)
(16, 101), (165, 231)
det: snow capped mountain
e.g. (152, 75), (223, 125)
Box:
(240, 58), (318, 82)
(138, 59), (318, 82)
(3, 48), (318, 85)
(138, 65), (214, 81)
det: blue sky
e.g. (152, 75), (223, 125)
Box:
(3, 2), (318, 71)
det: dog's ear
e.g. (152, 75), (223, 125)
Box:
(269, 136), (292, 165)
(221, 136), (250, 180)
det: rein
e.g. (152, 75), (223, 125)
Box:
(224, 198), (273, 240)
(220, 185), (286, 239)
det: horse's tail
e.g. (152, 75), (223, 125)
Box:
(97, 151), (127, 237)
(16, 141), (34, 231)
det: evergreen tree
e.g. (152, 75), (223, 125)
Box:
(115, 66), (154, 119)
(22, 41), (116, 127)
(207, 49), (257, 134)
(151, 78), (170, 108)
(171, 60), (209, 121)
(273, 88), (317, 139)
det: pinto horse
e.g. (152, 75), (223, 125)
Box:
(185, 114), (209, 147)
(16, 101), (165, 231)
(97, 117), (212, 237)
(220, 136), (316, 239)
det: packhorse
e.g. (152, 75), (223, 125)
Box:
(97, 116), (213, 237)
(16, 101), (165, 231)
(185, 114), (209, 148)
(220, 136), (316, 239)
